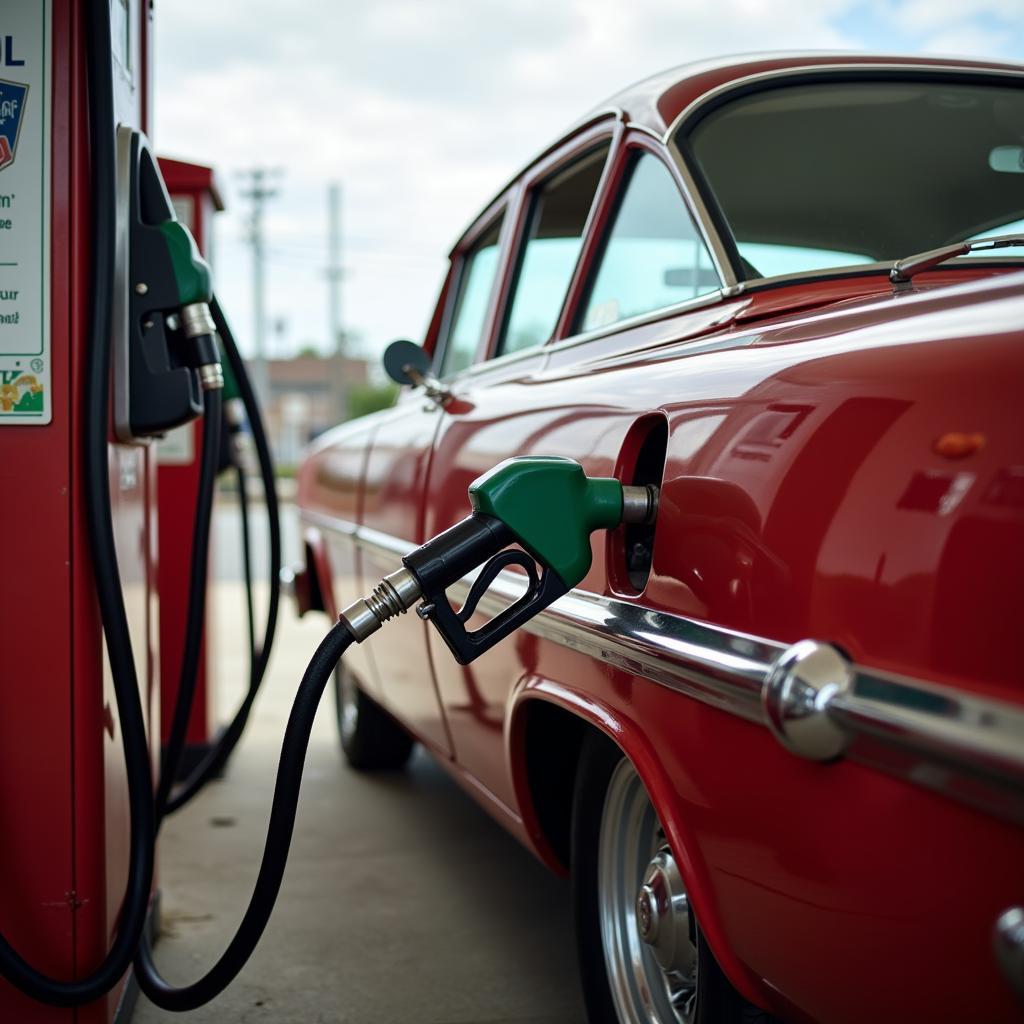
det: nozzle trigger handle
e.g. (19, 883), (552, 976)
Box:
(457, 549), (538, 623)
(403, 513), (569, 666)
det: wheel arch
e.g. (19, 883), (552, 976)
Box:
(508, 676), (770, 1012)
(302, 525), (337, 620)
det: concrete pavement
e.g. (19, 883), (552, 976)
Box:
(134, 565), (586, 1024)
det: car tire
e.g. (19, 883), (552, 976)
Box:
(333, 662), (414, 771)
(571, 732), (777, 1024)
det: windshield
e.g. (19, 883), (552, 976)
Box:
(685, 78), (1024, 280)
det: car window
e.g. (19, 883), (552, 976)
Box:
(737, 243), (874, 277)
(686, 80), (1024, 279)
(965, 216), (1024, 255)
(499, 145), (609, 355)
(440, 214), (504, 377)
(580, 153), (719, 333)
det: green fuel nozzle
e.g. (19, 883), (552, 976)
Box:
(117, 130), (224, 440)
(340, 457), (658, 664)
(153, 220), (222, 392)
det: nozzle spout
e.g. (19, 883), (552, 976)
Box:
(621, 484), (659, 526)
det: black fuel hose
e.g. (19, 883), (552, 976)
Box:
(0, 0), (155, 1004)
(154, 387), (222, 823)
(163, 297), (281, 813)
(238, 461), (258, 663)
(134, 621), (355, 1010)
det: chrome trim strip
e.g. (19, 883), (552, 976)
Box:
(458, 567), (779, 725)
(431, 289), (735, 385)
(705, 259), (1024, 297)
(449, 109), (622, 255)
(663, 133), (739, 292)
(831, 669), (1024, 789)
(664, 62), (1024, 142)
(301, 507), (358, 538)
(353, 523), (415, 562)
(301, 511), (1024, 821)
(624, 122), (664, 142)
(452, 336), (547, 380)
(543, 288), (730, 357)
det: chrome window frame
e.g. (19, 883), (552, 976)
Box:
(433, 197), (516, 380)
(431, 114), (622, 383)
(494, 138), (616, 360)
(566, 137), (730, 339)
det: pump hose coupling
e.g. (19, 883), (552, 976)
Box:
(338, 457), (660, 664)
(180, 301), (224, 391)
(341, 568), (423, 642)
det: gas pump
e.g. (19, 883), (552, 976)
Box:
(155, 158), (226, 780)
(0, 2), (162, 1020)
(0, 0), (657, 1018)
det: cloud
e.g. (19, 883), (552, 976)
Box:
(920, 25), (1016, 58)
(152, 0), (1017, 361)
(882, 0), (1023, 33)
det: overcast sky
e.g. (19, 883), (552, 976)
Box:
(153, 0), (1024, 367)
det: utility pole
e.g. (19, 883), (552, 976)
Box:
(327, 182), (344, 355)
(326, 182), (348, 422)
(237, 167), (282, 405)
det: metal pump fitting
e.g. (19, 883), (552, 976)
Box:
(180, 302), (224, 391)
(621, 484), (659, 525)
(180, 301), (217, 340)
(340, 567), (423, 642)
(197, 364), (225, 391)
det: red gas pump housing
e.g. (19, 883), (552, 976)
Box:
(0, 2), (157, 1021)
(155, 157), (225, 774)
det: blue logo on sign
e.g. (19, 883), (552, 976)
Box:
(0, 79), (28, 172)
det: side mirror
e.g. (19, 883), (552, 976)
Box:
(382, 339), (451, 408)
(383, 338), (431, 386)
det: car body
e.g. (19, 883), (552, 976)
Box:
(294, 53), (1024, 1023)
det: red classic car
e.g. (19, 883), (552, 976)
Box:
(294, 54), (1024, 1023)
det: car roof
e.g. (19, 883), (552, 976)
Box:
(590, 51), (1024, 136)
(451, 51), (1024, 255)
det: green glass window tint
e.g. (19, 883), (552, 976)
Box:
(441, 215), (504, 377)
(580, 154), (718, 333)
(686, 81), (1024, 280)
(500, 146), (609, 355)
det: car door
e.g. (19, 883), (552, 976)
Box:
(417, 126), (716, 815)
(358, 199), (516, 756)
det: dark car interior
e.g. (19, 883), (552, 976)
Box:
(687, 79), (1024, 277)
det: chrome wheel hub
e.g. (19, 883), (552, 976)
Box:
(636, 849), (695, 978)
(598, 759), (698, 1024)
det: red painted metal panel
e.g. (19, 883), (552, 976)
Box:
(315, 271), (1024, 1022)
(0, 3), (157, 1021)
(299, 54), (1024, 1024)
(153, 158), (222, 753)
(358, 403), (451, 752)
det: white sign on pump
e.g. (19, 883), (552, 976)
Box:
(0, 1), (50, 426)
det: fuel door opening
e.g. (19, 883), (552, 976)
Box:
(612, 414), (667, 595)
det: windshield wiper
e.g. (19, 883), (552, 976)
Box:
(890, 233), (1024, 288)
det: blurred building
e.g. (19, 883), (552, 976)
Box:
(264, 353), (371, 466)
